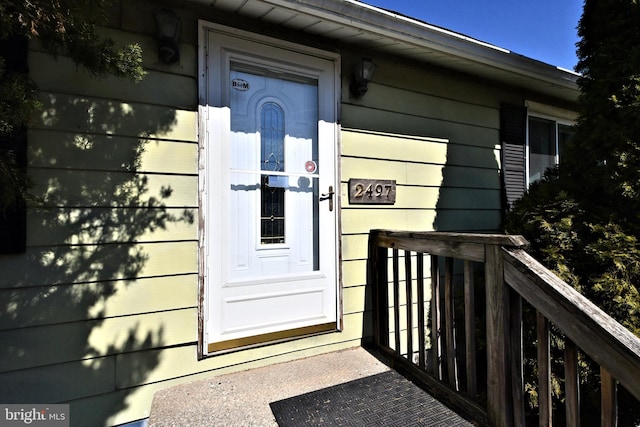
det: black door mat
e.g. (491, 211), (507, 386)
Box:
(269, 370), (473, 426)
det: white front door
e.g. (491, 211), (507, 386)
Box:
(201, 26), (340, 354)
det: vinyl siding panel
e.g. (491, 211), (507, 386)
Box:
(29, 52), (196, 110)
(35, 94), (197, 142)
(342, 208), (438, 234)
(342, 131), (449, 165)
(28, 170), (197, 207)
(342, 259), (367, 288)
(0, 241), (197, 289)
(0, 356), (117, 404)
(342, 157), (446, 186)
(371, 57), (508, 108)
(0, 308), (195, 372)
(342, 105), (499, 149)
(343, 285), (367, 314)
(353, 82), (499, 130)
(0, 275), (197, 330)
(341, 234), (369, 262)
(26, 208), (197, 246)
(28, 130), (198, 174)
(1, 5), (202, 424)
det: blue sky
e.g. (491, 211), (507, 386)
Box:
(362, 0), (583, 71)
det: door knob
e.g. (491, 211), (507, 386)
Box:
(319, 185), (334, 211)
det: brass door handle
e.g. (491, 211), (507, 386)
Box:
(319, 185), (334, 211)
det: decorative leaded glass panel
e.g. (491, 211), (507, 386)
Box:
(260, 103), (285, 244)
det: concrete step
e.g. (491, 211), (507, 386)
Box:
(148, 346), (472, 426)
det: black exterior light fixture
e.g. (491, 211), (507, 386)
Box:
(349, 57), (377, 98)
(155, 9), (182, 64)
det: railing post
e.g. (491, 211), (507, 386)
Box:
(485, 243), (512, 427)
(369, 230), (389, 348)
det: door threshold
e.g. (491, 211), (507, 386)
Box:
(207, 322), (338, 355)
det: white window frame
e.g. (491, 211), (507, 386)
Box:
(525, 101), (577, 186)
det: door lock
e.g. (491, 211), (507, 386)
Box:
(320, 185), (334, 211)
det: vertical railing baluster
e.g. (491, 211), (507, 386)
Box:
(393, 249), (401, 355)
(537, 311), (552, 427)
(417, 253), (426, 369)
(445, 257), (459, 390)
(601, 367), (617, 427)
(565, 338), (581, 426)
(380, 245), (389, 348)
(405, 250), (414, 361)
(431, 255), (442, 380)
(510, 289), (525, 426)
(464, 260), (477, 397)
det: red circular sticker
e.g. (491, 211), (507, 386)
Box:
(305, 161), (317, 173)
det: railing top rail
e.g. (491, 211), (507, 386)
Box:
(371, 230), (529, 247)
(503, 246), (640, 400)
(370, 230), (529, 262)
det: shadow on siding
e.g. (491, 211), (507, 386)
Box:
(432, 140), (502, 233)
(0, 93), (194, 425)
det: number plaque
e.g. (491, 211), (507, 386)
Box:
(348, 179), (396, 205)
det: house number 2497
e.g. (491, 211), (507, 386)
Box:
(354, 183), (392, 199)
(348, 179), (396, 205)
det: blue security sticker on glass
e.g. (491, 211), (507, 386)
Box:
(267, 175), (289, 188)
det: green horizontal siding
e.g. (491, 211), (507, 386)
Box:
(28, 131), (198, 174)
(0, 241), (198, 289)
(26, 207), (197, 246)
(0, 274), (197, 330)
(0, 308), (196, 373)
(28, 170), (197, 207)
(30, 51), (197, 110)
(33, 94), (197, 142)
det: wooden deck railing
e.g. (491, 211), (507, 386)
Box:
(367, 229), (640, 427)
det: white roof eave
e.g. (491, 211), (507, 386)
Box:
(205, 0), (580, 101)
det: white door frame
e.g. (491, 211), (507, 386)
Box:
(197, 21), (341, 357)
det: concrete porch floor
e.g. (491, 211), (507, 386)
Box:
(148, 346), (473, 426)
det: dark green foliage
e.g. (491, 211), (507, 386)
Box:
(506, 0), (640, 423)
(569, 0), (640, 226)
(0, 0), (144, 212)
(0, 59), (38, 211)
(0, 0), (144, 81)
(507, 0), (640, 336)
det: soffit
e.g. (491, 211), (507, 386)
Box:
(198, 0), (579, 102)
